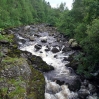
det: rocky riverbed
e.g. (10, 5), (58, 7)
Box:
(0, 24), (98, 99)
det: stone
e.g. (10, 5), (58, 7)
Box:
(3, 48), (9, 53)
(34, 34), (40, 37)
(78, 86), (90, 99)
(45, 47), (50, 51)
(24, 25), (30, 31)
(51, 47), (59, 53)
(71, 41), (78, 48)
(68, 39), (81, 50)
(68, 39), (76, 45)
(23, 52), (54, 72)
(29, 36), (35, 41)
(40, 37), (47, 43)
(88, 84), (96, 93)
(0, 40), (9, 44)
(62, 47), (71, 53)
(34, 44), (42, 50)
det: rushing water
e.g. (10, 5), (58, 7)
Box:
(16, 25), (98, 99)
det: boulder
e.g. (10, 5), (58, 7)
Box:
(29, 36), (35, 41)
(68, 39), (81, 50)
(71, 41), (78, 48)
(24, 25), (30, 31)
(62, 46), (71, 53)
(68, 39), (76, 45)
(67, 77), (81, 91)
(34, 44), (42, 50)
(78, 86), (90, 99)
(0, 40), (9, 44)
(40, 37), (47, 43)
(88, 84), (96, 93)
(34, 34), (40, 37)
(23, 51), (54, 72)
(51, 47), (59, 53)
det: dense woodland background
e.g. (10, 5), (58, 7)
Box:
(0, 0), (99, 79)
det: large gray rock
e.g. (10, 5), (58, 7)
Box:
(24, 25), (30, 31)
(23, 51), (54, 72)
(68, 39), (81, 50)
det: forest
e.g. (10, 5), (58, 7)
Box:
(0, 0), (99, 84)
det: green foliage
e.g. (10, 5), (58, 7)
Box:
(0, 0), (53, 28)
(53, 0), (99, 78)
(78, 19), (99, 76)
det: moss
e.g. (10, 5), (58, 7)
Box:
(1, 56), (26, 69)
(8, 79), (26, 98)
(30, 55), (54, 72)
(0, 34), (14, 43)
(27, 66), (45, 99)
(7, 48), (21, 57)
(0, 77), (26, 99)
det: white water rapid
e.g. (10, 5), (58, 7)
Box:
(19, 36), (78, 99)
(16, 25), (98, 99)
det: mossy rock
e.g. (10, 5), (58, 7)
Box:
(27, 67), (45, 99)
(0, 34), (14, 44)
(68, 39), (76, 45)
(23, 51), (54, 72)
(0, 31), (45, 99)
(30, 55), (54, 72)
(0, 56), (45, 99)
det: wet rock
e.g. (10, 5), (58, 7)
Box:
(62, 46), (71, 53)
(34, 44), (42, 50)
(23, 52), (54, 72)
(86, 94), (97, 99)
(51, 47), (59, 53)
(78, 85), (90, 99)
(40, 37), (47, 43)
(66, 54), (78, 70)
(45, 71), (81, 91)
(67, 77), (81, 91)
(34, 34), (40, 37)
(29, 36), (35, 41)
(19, 39), (26, 44)
(88, 84), (96, 93)
(63, 57), (69, 61)
(45, 46), (50, 51)
(54, 55), (58, 58)
(56, 80), (65, 85)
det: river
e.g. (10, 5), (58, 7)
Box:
(15, 24), (97, 99)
